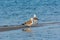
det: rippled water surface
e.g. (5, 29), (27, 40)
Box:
(0, 25), (60, 40)
(0, 0), (60, 40)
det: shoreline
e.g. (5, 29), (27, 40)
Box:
(0, 22), (60, 32)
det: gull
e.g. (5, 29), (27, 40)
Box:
(22, 18), (33, 32)
(33, 14), (39, 24)
(22, 18), (33, 27)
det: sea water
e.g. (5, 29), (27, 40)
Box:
(0, 0), (60, 40)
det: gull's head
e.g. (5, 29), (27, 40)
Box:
(33, 14), (39, 20)
(34, 14), (37, 17)
(30, 18), (33, 21)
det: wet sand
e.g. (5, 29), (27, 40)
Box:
(0, 22), (60, 32)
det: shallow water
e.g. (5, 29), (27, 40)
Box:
(0, 24), (60, 40)
(0, 0), (60, 40)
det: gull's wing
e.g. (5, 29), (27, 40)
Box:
(0, 22), (60, 32)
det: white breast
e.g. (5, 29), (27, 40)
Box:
(33, 20), (38, 24)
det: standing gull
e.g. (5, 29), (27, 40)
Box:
(33, 14), (39, 24)
(22, 18), (33, 32)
